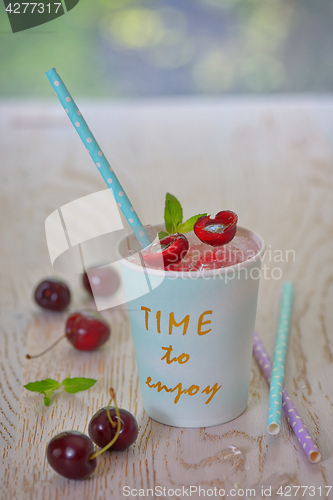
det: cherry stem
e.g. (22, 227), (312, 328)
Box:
(89, 388), (121, 460)
(26, 335), (65, 359)
(107, 397), (117, 429)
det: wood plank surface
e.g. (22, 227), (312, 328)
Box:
(1, 97), (333, 499)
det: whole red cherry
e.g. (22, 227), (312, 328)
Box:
(46, 431), (97, 480)
(83, 268), (120, 296)
(194, 211), (238, 247)
(88, 407), (138, 451)
(26, 309), (111, 359)
(66, 310), (111, 351)
(34, 278), (71, 312)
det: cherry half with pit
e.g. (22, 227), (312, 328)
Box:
(142, 233), (189, 268)
(193, 211), (238, 247)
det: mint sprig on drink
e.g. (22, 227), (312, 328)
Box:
(24, 376), (97, 406)
(159, 193), (206, 239)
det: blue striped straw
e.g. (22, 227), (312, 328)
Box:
(45, 67), (151, 249)
(267, 281), (294, 435)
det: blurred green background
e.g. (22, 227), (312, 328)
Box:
(1, 0), (333, 98)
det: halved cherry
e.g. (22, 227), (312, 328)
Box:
(194, 211), (238, 247)
(142, 233), (189, 269)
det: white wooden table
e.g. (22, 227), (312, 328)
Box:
(1, 97), (333, 499)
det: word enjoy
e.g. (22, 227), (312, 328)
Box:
(145, 377), (221, 405)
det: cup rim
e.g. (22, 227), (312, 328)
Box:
(116, 224), (265, 279)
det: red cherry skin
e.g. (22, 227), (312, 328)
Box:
(194, 211), (238, 246)
(46, 431), (97, 480)
(142, 233), (189, 268)
(88, 407), (138, 451)
(66, 310), (110, 351)
(34, 278), (71, 312)
(83, 268), (120, 296)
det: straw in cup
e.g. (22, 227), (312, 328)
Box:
(45, 67), (151, 249)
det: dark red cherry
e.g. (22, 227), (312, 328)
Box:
(66, 310), (111, 351)
(26, 309), (111, 359)
(142, 233), (189, 268)
(194, 211), (238, 247)
(88, 407), (138, 451)
(83, 268), (120, 296)
(46, 431), (96, 480)
(34, 278), (71, 312)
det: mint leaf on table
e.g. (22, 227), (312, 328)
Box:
(178, 214), (207, 233)
(24, 376), (97, 406)
(24, 379), (62, 407)
(44, 390), (54, 407)
(164, 193), (183, 234)
(62, 377), (97, 394)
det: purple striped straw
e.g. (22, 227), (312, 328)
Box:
(253, 331), (321, 463)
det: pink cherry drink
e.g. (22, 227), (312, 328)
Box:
(127, 208), (259, 272)
(127, 230), (259, 272)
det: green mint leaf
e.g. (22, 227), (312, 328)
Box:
(164, 193), (183, 234)
(44, 389), (55, 406)
(44, 396), (51, 406)
(178, 214), (207, 233)
(158, 231), (169, 240)
(24, 379), (62, 394)
(24, 379), (62, 406)
(62, 377), (97, 394)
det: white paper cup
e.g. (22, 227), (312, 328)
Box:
(116, 225), (265, 427)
